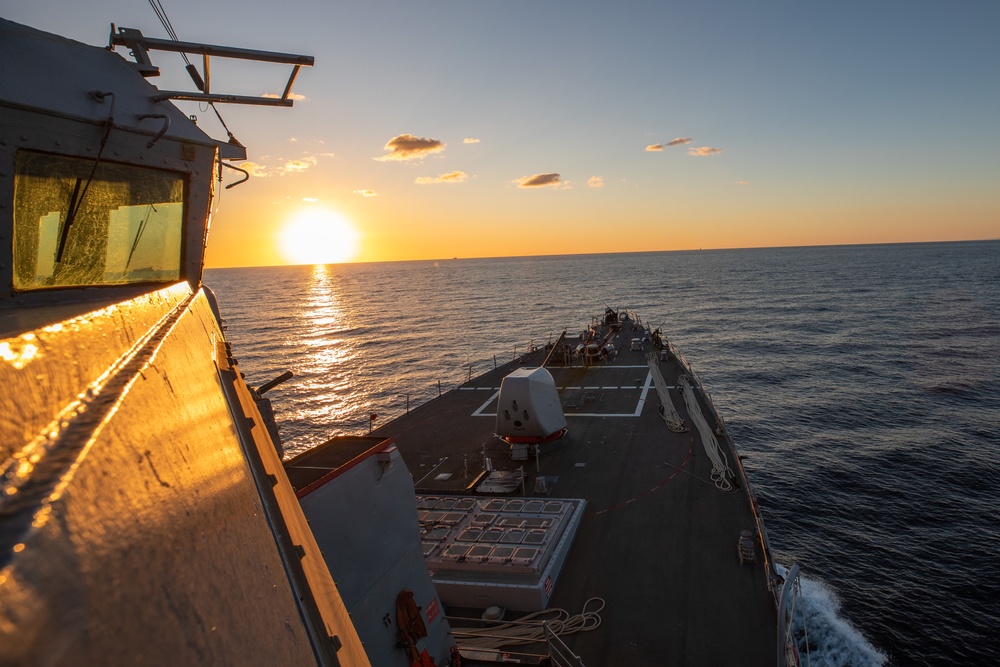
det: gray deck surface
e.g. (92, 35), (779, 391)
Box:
(372, 316), (778, 665)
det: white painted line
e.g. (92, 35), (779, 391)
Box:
(475, 413), (643, 418)
(633, 370), (654, 417)
(472, 389), (501, 417)
(568, 413), (643, 418)
(553, 365), (650, 369)
(473, 371), (656, 418)
(415, 457), (449, 486)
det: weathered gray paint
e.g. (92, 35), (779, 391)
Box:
(301, 448), (455, 667)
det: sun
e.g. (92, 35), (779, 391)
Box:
(279, 208), (360, 265)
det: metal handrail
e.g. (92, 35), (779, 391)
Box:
(109, 26), (313, 106)
(543, 621), (585, 667)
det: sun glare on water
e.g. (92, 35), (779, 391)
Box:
(279, 208), (360, 265)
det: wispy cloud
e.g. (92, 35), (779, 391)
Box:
(463, 138), (480, 144)
(415, 171), (468, 185)
(736, 180), (749, 186)
(514, 173), (562, 188)
(588, 176), (604, 188)
(302, 197), (319, 202)
(354, 189), (378, 197)
(262, 92), (307, 101)
(237, 153), (330, 178)
(647, 137), (692, 152)
(281, 156), (318, 174)
(689, 146), (722, 157)
(376, 134), (445, 161)
(242, 161), (269, 177)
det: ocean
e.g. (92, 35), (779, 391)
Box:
(205, 240), (1000, 667)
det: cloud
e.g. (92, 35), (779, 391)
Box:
(242, 161), (269, 177)
(415, 171), (468, 185)
(736, 181), (749, 186)
(280, 156), (318, 174)
(302, 197), (319, 202)
(376, 134), (446, 161)
(514, 173), (561, 188)
(647, 137), (693, 152)
(262, 92), (307, 101)
(354, 189), (378, 197)
(689, 146), (722, 157)
(587, 176), (604, 188)
(463, 138), (480, 144)
(241, 153), (331, 177)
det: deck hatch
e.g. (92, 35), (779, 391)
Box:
(458, 529), (482, 542)
(423, 527), (449, 541)
(500, 529), (526, 544)
(523, 531), (547, 545)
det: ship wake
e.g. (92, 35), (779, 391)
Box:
(785, 569), (887, 667)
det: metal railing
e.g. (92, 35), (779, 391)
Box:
(543, 622), (586, 667)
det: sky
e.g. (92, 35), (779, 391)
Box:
(7, 1), (1000, 267)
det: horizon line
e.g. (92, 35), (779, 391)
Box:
(204, 237), (999, 271)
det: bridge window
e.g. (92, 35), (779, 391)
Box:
(13, 151), (185, 290)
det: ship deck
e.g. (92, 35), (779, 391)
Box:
(371, 315), (779, 665)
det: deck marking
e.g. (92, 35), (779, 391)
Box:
(586, 419), (696, 518)
(473, 371), (654, 418)
(566, 413), (645, 418)
(556, 365), (649, 369)
(472, 389), (501, 416)
(632, 371), (654, 416)
(414, 457), (449, 486)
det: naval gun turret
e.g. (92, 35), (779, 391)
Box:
(495, 367), (567, 460)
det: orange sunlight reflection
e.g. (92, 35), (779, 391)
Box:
(279, 208), (360, 265)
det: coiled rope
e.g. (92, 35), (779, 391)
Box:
(449, 597), (605, 650)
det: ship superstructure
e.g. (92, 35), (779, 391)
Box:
(0, 19), (454, 666)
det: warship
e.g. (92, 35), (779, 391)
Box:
(0, 18), (801, 666)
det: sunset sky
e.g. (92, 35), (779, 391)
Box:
(8, 1), (1000, 267)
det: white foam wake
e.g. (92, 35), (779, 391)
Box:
(786, 570), (887, 667)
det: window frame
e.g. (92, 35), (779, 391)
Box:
(12, 149), (189, 292)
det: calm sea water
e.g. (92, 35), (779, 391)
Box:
(206, 240), (1000, 667)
